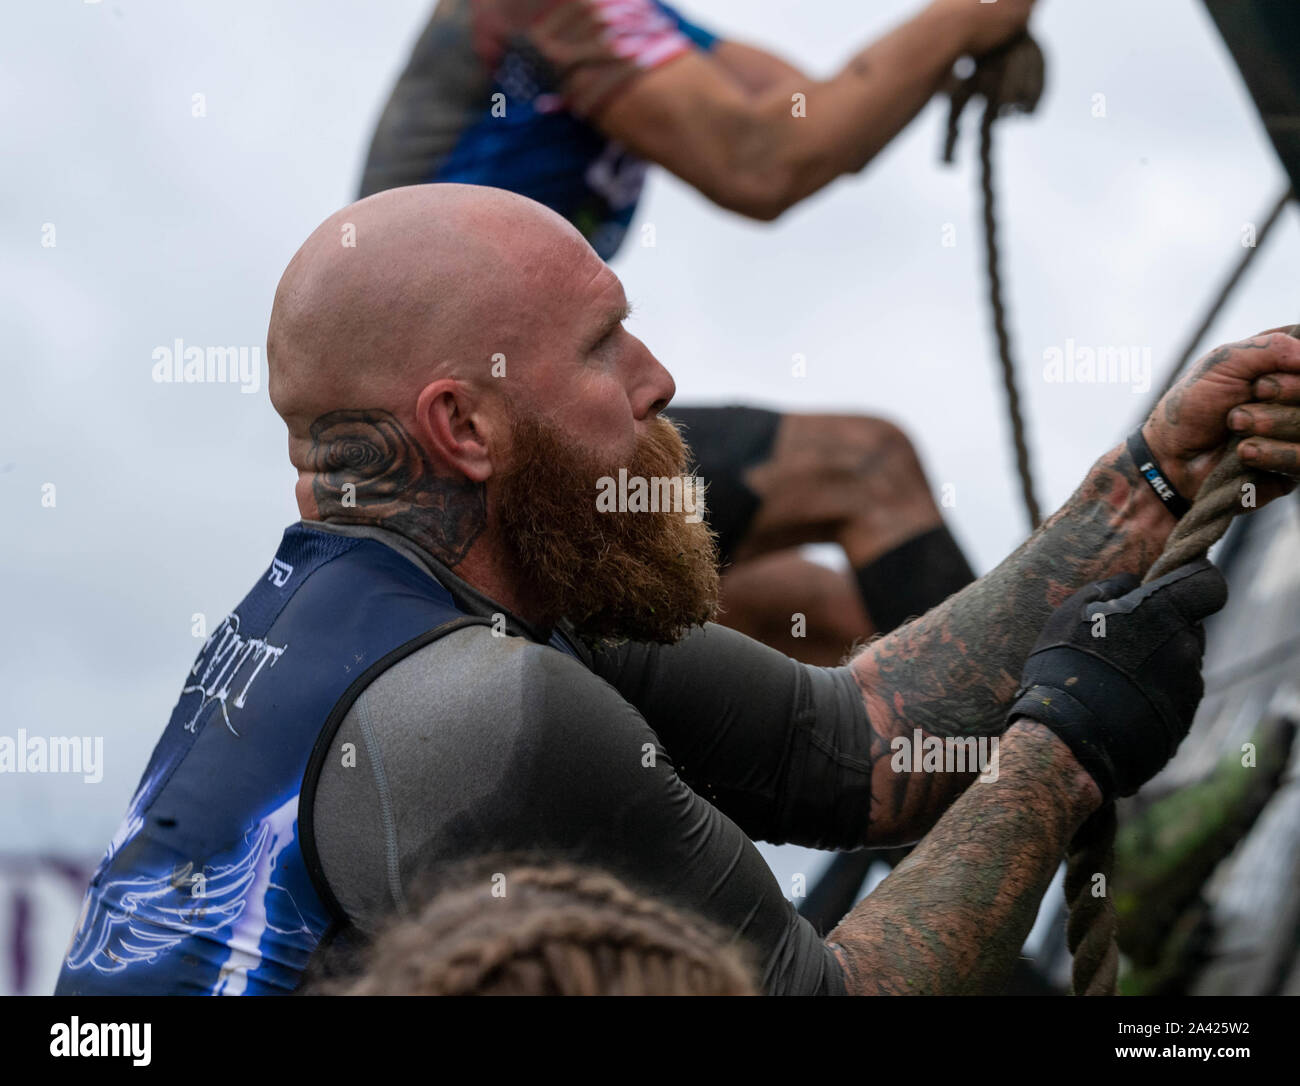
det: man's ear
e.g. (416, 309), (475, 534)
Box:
(415, 379), (494, 483)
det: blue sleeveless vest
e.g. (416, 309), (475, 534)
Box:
(55, 523), (577, 995)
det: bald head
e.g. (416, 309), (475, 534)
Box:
(268, 183), (678, 624)
(267, 184), (597, 430)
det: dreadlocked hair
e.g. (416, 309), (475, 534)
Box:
(319, 862), (759, 996)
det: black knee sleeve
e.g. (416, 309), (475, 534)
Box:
(853, 525), (976, 634)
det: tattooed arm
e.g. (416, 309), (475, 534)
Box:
(828, 719), (1101, 995)
(856, 331), (1300, 845)
(853, 441), (1167, 843)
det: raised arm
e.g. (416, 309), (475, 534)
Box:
(595, 0), (1035, 219)
(830, 553), (1230, 993)
(855, 331), (1300, 844)
(597, 545), (1228, 995)
(707, 41), (805, 95)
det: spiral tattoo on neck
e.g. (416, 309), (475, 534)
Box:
(307, 408), (486, 567)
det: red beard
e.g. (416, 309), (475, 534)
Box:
(495, 411), (720, 645)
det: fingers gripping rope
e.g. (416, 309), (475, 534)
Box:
(1064, 323), (1300, 996)
(1062, 448), (1254, 996)
(1144, 444), (1264, 583)
(951, 27), (1289, 995)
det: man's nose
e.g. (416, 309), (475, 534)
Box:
(626, 334), (676, 419)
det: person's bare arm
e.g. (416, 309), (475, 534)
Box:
(828, 718), (1101, 995)
(596, 0), (1033, 219)
(708, 41), (804, 95)
(855, 331), (1300, 846)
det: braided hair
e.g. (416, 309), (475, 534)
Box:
(322, 862), (759, 996)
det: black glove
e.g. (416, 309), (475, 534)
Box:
(1006, 558), (1228, 800)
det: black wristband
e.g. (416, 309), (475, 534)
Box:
(1126, 429), (1191, 519)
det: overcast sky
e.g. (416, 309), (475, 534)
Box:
(3, 0), (1297, 911)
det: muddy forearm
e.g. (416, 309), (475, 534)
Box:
(851, 443), (1171, 842)
(827, 720), (1101, 995)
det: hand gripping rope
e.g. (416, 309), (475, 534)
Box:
(1067, 322), (1300, 995)
(947, 23), (1294, 995)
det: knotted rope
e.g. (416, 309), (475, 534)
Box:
(944, 33), (1047, 532)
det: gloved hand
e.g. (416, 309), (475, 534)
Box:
(1006, 558), (1228, 800)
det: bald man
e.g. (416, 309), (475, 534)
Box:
(357, 0), (1043, 666)
(57, 185), (1300, 996)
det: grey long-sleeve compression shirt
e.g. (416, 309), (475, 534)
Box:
(308, 521), (875, 995)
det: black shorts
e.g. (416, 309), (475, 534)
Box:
(664, 406), (782, 567)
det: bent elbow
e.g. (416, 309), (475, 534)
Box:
(678, 100), (835, 221)
(704, 170), (800, 223)
(740, 188), (796, 223)
(714, 140), (838, 222)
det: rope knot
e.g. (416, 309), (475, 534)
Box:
(943, 33), (1046, 164)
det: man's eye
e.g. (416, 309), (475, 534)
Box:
(592, 328), (619, 353)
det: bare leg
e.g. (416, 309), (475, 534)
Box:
(734, 414), (945, 570)
(709, 414), (965, 666)
(716, 550), (872, 666)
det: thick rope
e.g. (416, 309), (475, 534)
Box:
(942, 38), (1280, 997)
(1063, 444), (1254, 996)
(945, 39), (1284, 995)
(1064, 802), (1120, 994)
(1145, 444), (1261, 582)
(1065, 322), (1300, 995)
